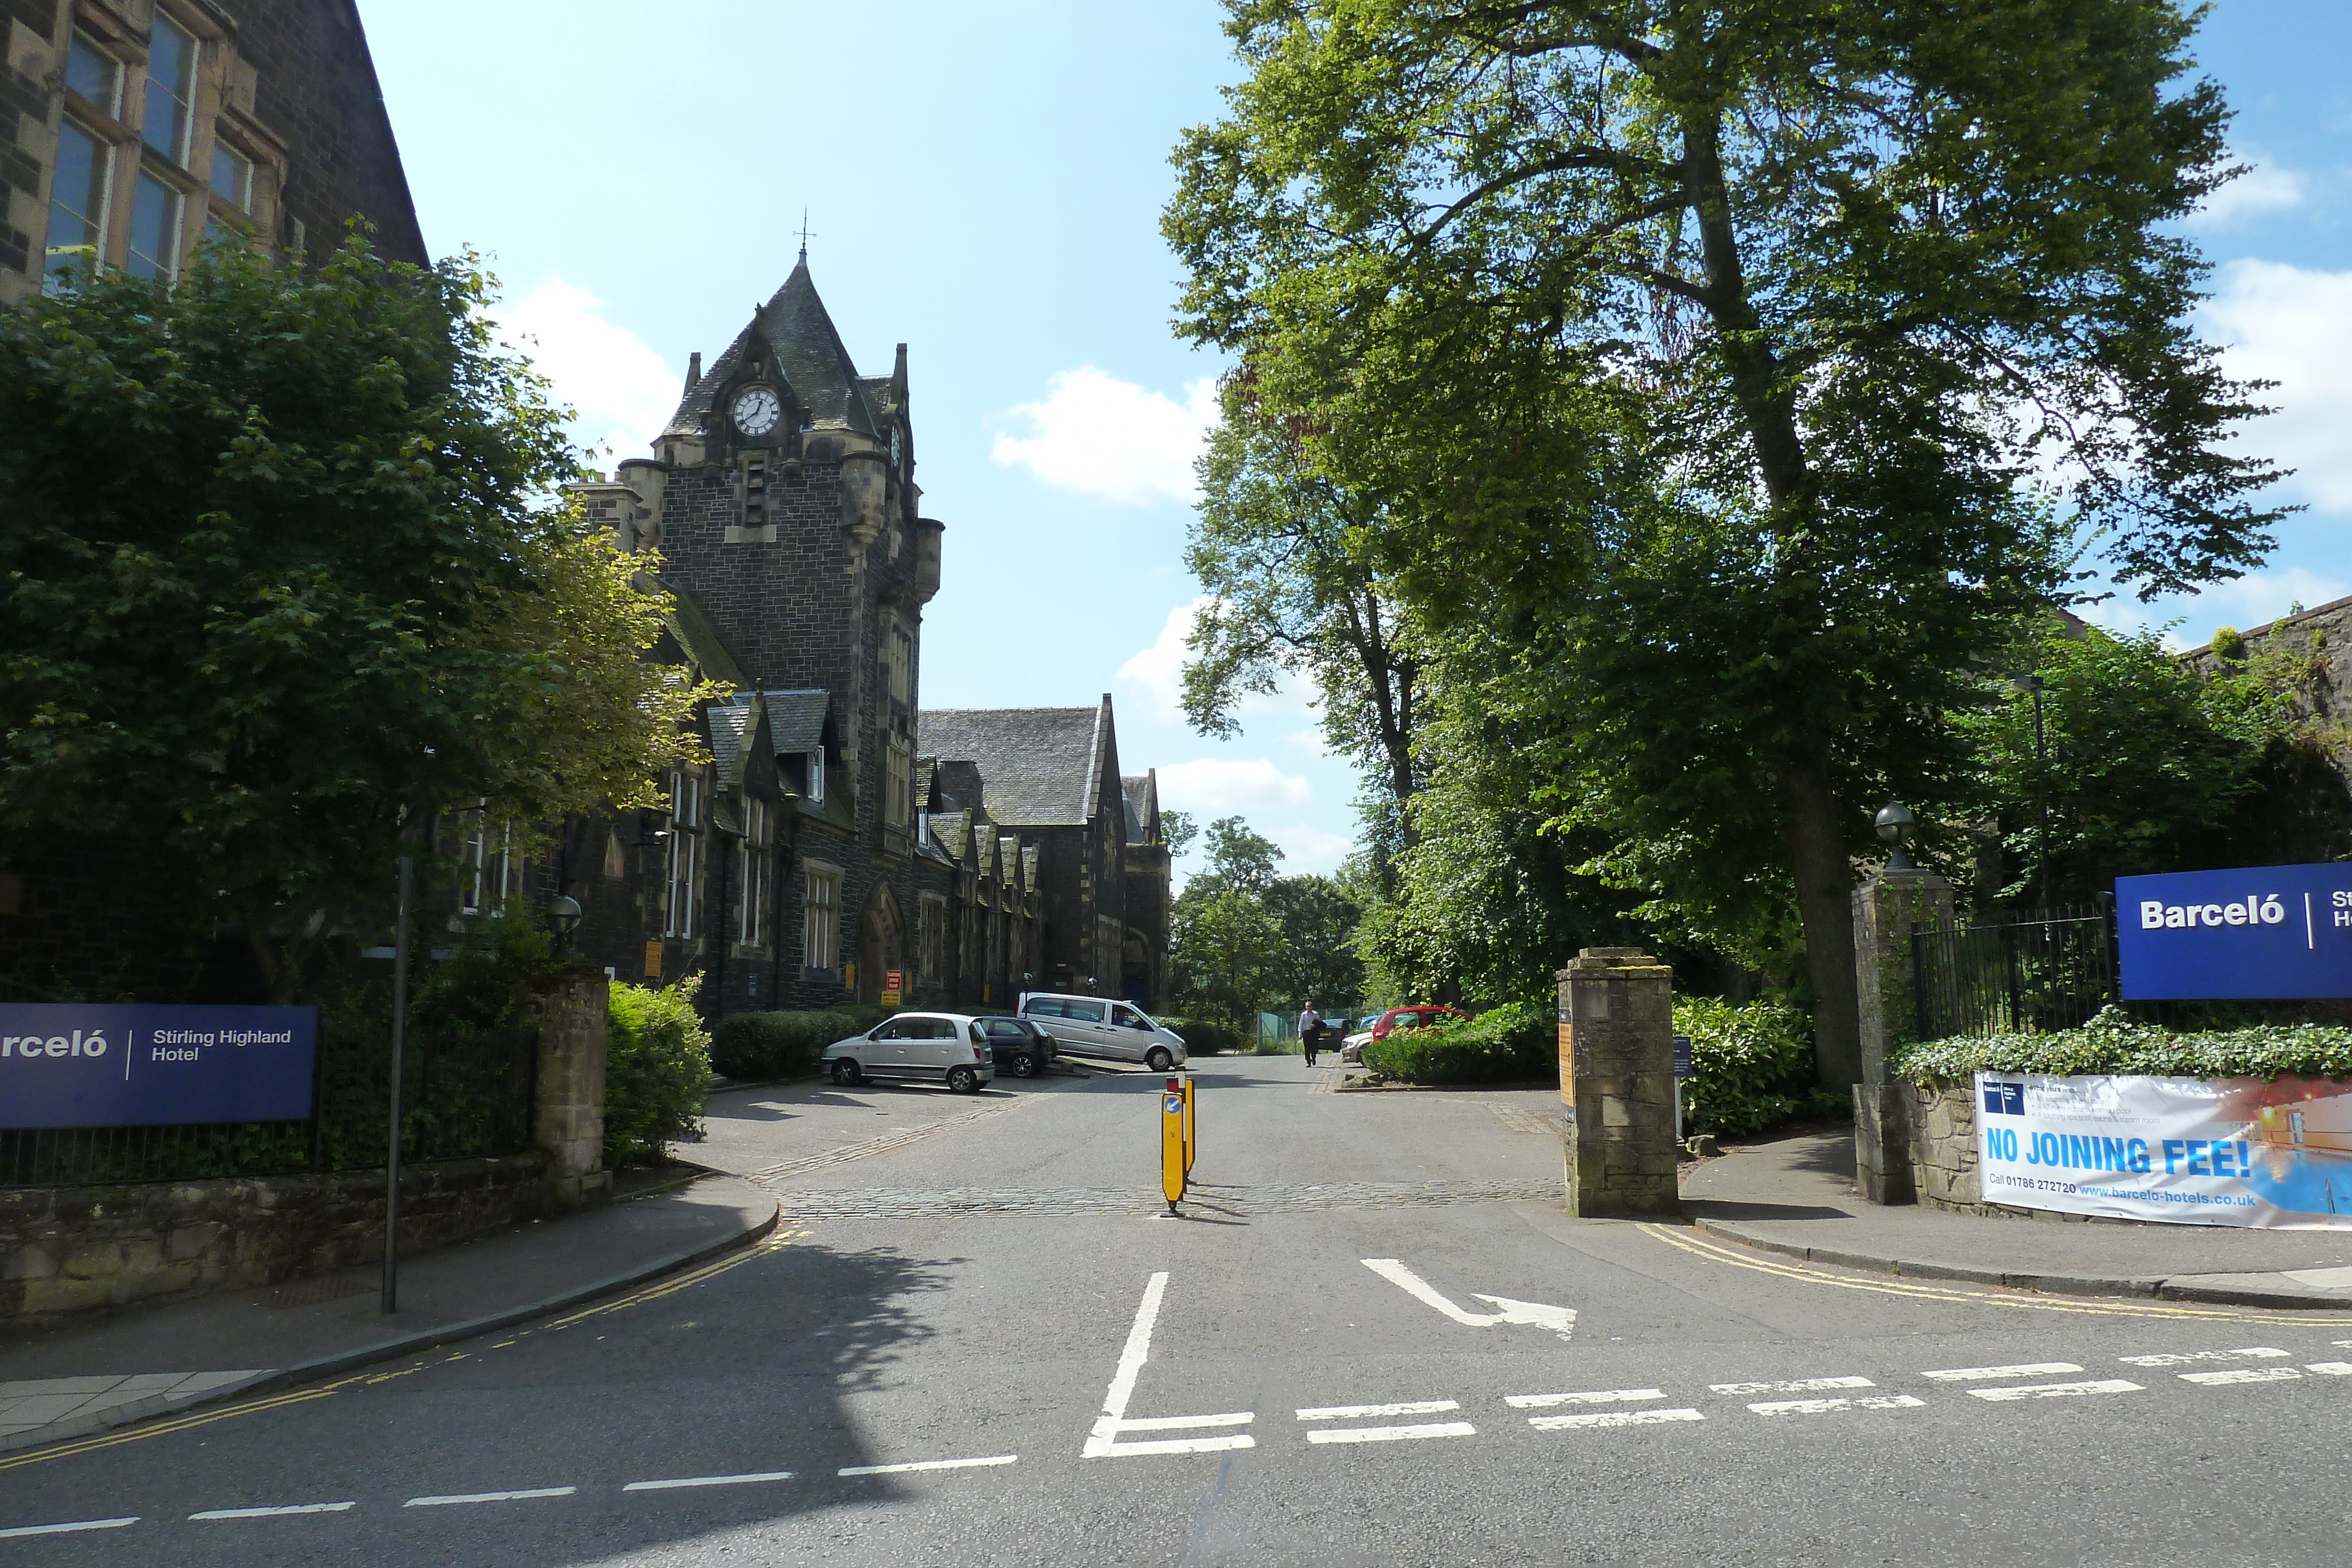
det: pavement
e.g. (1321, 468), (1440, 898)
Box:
(11, 1058), (2352, 1564)
(1684, 1129), (2352, 1308)
(0, 1168), (777, 1456)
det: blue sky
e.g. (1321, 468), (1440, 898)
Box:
(357, 0), (2350, 882)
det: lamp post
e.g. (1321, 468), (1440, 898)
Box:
(2010, 675), (2048, 908)
(546, 894), (583, 956)
(1874, 801), (1917, 871)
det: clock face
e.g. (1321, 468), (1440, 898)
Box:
(731, 386), (781, 437)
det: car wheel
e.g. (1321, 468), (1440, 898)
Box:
(947, 1065), (978, 1094)
(831, 1059), (862, 1086)
(1010, 1052), (1041, 1078)
(1145, 1046), (1174, 1072)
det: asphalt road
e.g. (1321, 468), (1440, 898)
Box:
(9, 1053), (2352, 1567)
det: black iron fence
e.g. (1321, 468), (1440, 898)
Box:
(1910, 905), (2119, 1044)
(0, 1018), (537, 1188)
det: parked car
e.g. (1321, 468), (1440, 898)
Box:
(1017, 993), (1189, 1071)
(976, 1016), (1058, 1078)
(822, 1012), (997, 1093)
(1338, 1004), (1467, 1065)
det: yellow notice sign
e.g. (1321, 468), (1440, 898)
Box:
(1161, 1082), (1188, 1209)
(644, 941), (663, 979)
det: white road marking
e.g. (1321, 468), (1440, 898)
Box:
(1969, 1380), (2143, 1402)
(0, 1517), (139, 1539)
(405, 1488), (577, 1507)
(1711, 1376), (1875, 1395)
(1083, 1272), (1254, 1459)
(1508, 1389), (1665, 1409)
(2180, 1367), (2303, 1386)
(1922, 1363), (2083, 1382)
(623, 1472), (796, 1492)
(189, 1503), (355, 1519)
(1529, 1408), (1705, 1430)
(1748, 1395), (1926, 1416)
(1306, 1421), (1477, 1444)
(838, 1456), (1018, 1476)
(1297, 1401), (1459, 1420)
(2305, 1362), (2352, 1375)
(2119, 1347), (2287, 1366)
(1358, 1259), (1576, 1342)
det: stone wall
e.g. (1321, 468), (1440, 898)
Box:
(0, 1152), (608, 1321)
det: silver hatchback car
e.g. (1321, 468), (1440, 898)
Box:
(823, 1012), (997, 1094)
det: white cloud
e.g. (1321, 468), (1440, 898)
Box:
(2190, 156), (2308, 229)
(2201, 259), (2352, 516)
(1119, 598), (1207, 720)
(990, 366), (1218, 506)
(1268, 824), (1355, 874)
(2083, 565), (2352, 648)
(495, 280), (680, 464)
(1155, 757), (1312, 815)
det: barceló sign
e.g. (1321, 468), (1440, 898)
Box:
(2114, 864), (2352, 1001)
(0, 1004), (318, 1130)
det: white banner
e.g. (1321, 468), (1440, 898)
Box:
(1975, 1070), (2352, 1229)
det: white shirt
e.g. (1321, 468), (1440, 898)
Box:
(1297, 1009), (1321, 1034)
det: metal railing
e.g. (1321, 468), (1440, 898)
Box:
(0, 1020), (537, 1189)
(1911, 904), (2117, 1043)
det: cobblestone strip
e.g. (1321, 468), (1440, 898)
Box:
(743, 1097), (1034, 1186)
(771, 1178), (1561, 1221)
(1478, 1102), (1566, 1137)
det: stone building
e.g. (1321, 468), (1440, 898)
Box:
(2, 0), (423, 305)
(564, 259), (1171, 1022)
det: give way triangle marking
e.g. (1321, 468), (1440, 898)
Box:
(1361, 1258), (1577, 1342)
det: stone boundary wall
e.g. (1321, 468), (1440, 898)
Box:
(0, 1155), (612, 1322)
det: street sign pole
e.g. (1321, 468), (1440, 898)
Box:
(1671, 1034), (1692, 1148)
(382, 855), (412, 1315)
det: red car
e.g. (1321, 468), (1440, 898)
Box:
(1339, 1004), (1468, 1064)
(1371, 1005), (1466, 1040)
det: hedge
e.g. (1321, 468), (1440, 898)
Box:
(1892, 1005), (2352, 1085)
(1360, 1000), (1553, 1085)
(710, 1005), (891, 1081)
(605, 978), (712, 1166)
(1675, 997), (1846, 1136)
(1161, 1017), (1241, 1055)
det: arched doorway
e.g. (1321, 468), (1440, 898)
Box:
(856, 884), (906, 1005)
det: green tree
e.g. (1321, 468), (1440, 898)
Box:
(0, 236), (707, 1000)
(1186, 389), (1421, 838)
(1264, 872), (1365, 1011)
(1167, 0), (2285, 1084)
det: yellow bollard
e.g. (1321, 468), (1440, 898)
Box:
(1182, 1075), (1196, 1175)
(1161, 1076), (1188, 1211)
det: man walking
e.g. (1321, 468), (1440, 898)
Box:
(1298, 1001), (1323, 1067)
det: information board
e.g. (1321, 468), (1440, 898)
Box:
(2114, 862), (2352, 1000)
(0, 1004), (318, 1130)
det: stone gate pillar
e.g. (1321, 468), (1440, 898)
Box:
(1851, 868), (1954, 1204)
(534, 961), (610, 1204)
(1557, 948), (1681, 1218)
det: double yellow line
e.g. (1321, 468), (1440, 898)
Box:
(1638, 1223), (2352, 1328)
(0, 1224), (805, 1474)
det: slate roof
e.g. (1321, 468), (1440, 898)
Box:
(920, 704), (1108, 827)
(709, 698), (756, 788)
(665, 260), (879, 439)
(763, 690), (831, 755)
(659, 583), (749, 688)
(930, 811), (972, 861)
(1121, 773), (1158, 845)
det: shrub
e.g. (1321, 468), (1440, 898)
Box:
(2210, 624), (2246, 661)
(709, 1005), (888, 1081)
(1676, 997), (1842, 1136)
(1361, 1000), (1553, 1085)
(1892, 1005), (2352, 1085)
(1161, 1017), (1240, 1056)
(605, 977), (712, 1166)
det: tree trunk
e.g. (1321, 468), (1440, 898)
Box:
(1776, 761), (1860, 1087)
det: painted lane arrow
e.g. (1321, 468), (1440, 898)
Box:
(1361, 1258), (1576, 1342)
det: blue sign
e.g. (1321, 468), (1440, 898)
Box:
(0, 1005), (317, 1129)
(1672, 1034), (1693, 1079)
(2115, 864), (2352, 1001)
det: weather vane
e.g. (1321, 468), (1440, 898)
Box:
(796, 209), (816, 263)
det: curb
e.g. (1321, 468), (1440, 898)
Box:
(1688, 1216), (2352, 1312)
(2, 1179), (781, 1459)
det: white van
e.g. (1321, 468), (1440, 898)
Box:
(1017, 994), (1188, 1071)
